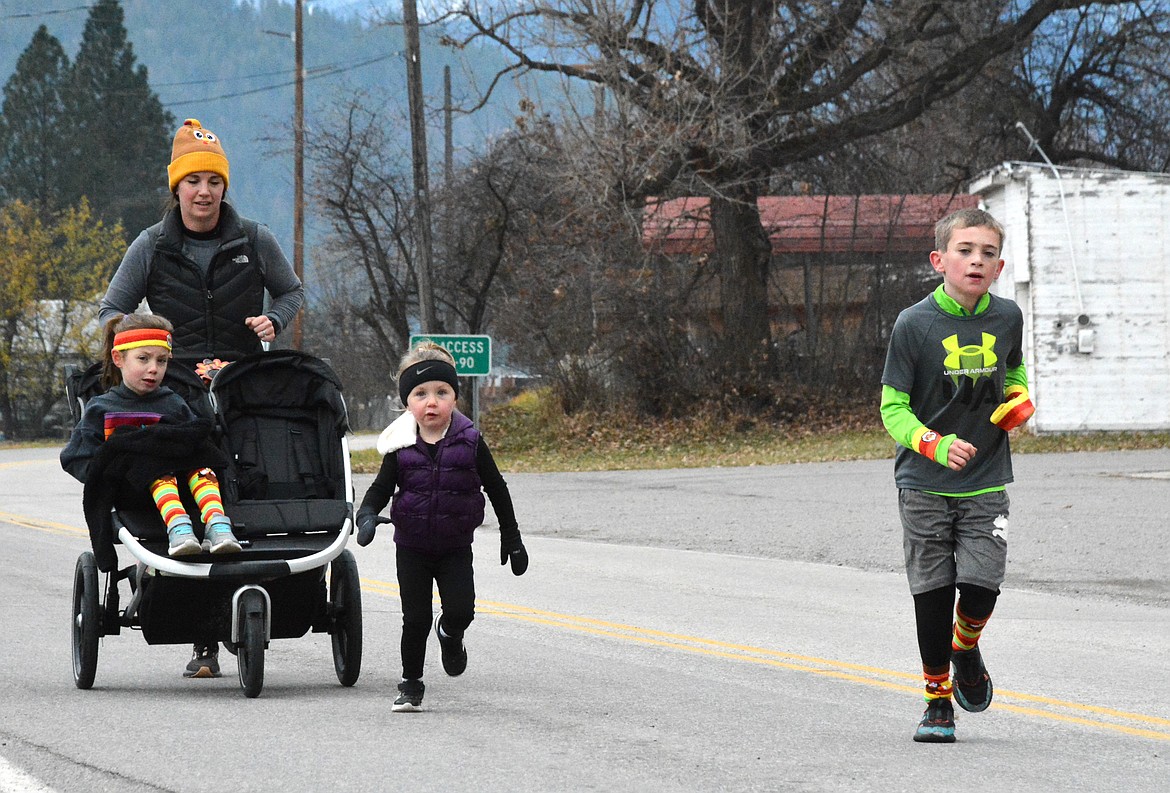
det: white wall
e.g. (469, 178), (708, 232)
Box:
(970, 163), (1170, 432)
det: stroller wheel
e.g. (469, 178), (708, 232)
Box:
(329, 549), (363, 686)
(72, 552), (101, 689)
(236, 588), (267, 698)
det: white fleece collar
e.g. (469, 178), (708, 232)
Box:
(376, 411), (418, 455)
(375, 411), (452, 455)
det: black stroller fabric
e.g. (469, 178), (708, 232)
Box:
(210, 351), (349, 536)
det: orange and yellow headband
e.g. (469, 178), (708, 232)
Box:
(113, 328), (173, 352)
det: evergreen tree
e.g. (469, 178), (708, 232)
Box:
(0, 26), (71, 220)
(65, 0), (173, 238)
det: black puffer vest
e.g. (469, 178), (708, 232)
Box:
(146, 203), (265, 361)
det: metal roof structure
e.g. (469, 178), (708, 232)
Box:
(642, 194), (980, 255)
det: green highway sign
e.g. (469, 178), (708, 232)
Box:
(409, 334), (492, 376)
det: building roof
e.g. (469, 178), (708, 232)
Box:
(642, 194), (980, 255)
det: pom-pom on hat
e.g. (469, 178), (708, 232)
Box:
(167, 118), (229, 191)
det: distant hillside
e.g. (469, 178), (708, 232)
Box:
(1, 0), (540, 294)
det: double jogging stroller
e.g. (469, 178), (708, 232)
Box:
(64, 351), (361, 697)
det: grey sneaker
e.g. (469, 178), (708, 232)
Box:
(203, 517), (242, 554)
(435, 614), (467, 676)
(168, 522), (201, 557)
(392, 679), (424, 712)
(183, 644), (221, 678)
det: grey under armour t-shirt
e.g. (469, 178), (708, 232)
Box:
(881, 291), (1024, 492)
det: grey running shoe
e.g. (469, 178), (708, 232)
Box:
(952, 646), (993, 712)
(168, 522), (201, 557)
(392, 679), (424, 712)
(435, 614), (467, 677)
(183, 644), (221, 678)
(203, 518), (242, 554)
(913, 697), (956, 743)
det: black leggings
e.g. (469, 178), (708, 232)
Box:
(912, 583), (998, 671)
(396, 544), (476, 680)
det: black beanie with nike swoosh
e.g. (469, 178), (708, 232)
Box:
(398, 359), (459, 405)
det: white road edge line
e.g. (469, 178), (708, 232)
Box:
(0, 757), (57, 793)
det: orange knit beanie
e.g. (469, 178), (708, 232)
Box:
(167, 118), (230, 191)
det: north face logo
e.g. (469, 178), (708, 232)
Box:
(232, 255), (250, 265)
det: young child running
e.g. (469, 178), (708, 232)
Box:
(879, 208), (1034, 743)
(61, 313), (242, 559)
(356, 341), (528, 712)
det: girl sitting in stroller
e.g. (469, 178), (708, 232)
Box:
(61, 313), (242, 560)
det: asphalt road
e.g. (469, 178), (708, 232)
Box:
(1, 443), (1167, 792)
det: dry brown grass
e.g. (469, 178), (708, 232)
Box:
(351, 388), (1170, 474)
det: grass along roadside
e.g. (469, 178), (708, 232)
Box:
(350, 427), (1170, 474)
(349, 392), (1170, 474)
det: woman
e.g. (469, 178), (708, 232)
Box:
(99, 118), (303, 360)
(98, 118), (304, 679)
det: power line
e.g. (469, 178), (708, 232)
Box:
(162, 52), (397, 107)
(153, 52), (396, 90)
(1, 4), (93, 20)
(152, 66), (300, 89)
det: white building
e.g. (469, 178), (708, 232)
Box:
(969, 162), (1170, 432)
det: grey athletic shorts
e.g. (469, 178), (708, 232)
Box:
(898, 488), (1010, 595)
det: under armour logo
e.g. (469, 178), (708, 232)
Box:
(942, 332), (998, 386)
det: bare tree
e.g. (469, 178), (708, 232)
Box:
(1007, 4), (1170, 170)
(450, 0), (1152, 383)
(309, 97), (416, 374)
(309, 96), (550, 413)
(431, 133), (530, 334)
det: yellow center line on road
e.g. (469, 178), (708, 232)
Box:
(0, 511), (87, 537)
(361, 575), (1170, 742)
(0, 458), (59, 470)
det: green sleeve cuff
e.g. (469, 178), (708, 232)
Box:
(933, 434), (956, 466)
(1005, 361), (1029, 392)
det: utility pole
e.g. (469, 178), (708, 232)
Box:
(443, 64), (453, 185)
(402, 0), (437, 334)
(292, 0), (305, 349)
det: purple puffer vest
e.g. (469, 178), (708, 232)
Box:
(391, 411), (485, 553)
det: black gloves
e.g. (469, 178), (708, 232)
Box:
(355, 509), (391, 547)
(501, 535), (528, 576)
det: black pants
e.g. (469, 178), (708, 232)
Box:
(396, 544), (475, 680)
